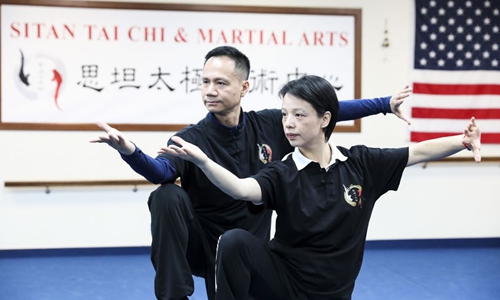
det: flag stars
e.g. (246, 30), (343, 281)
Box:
(415, 1), (499, 71)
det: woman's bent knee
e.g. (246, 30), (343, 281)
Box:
(218, 229), (252, 253)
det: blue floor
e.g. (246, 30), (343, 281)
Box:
(354, 247), (500, 300)
(1, 240), (499, 300)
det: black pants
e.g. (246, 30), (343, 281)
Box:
(148, 183), (216, 300)
(215, 229), (304, 300)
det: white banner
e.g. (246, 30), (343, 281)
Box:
(1, 2), (360, 131)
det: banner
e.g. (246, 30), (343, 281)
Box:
(1, 1), (361, 131)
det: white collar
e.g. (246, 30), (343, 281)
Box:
(283, 141), (348, 171)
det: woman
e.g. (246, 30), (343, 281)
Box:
(159, 75), (481, 300)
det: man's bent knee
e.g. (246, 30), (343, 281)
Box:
(148, 183), (191, 214)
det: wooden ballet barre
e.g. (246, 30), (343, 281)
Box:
(420, 156), (500, 168)
(4, 180), (152, 187)
(3, 179), (181, 194)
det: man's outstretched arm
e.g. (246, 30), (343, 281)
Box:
(338, 85), (412, 124)
(90, 122), (176, 184)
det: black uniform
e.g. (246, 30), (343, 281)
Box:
(214, 145), (408, 300)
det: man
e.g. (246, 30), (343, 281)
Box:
(91, 46), (411, 300)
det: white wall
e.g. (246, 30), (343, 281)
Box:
(1, 0), (499, 250)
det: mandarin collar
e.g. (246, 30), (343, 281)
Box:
(207, 110), (245, 133)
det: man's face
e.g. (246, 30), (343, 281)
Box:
(201, 56), (249, 117)
(281, 93), (327, 149)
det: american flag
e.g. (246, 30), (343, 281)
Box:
(411, 0), (500, 143)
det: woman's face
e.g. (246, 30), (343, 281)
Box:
(281, 93), (327, 148)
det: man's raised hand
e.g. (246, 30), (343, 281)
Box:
(390, 85), (412, 125)
(90, 122), (136, 155)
